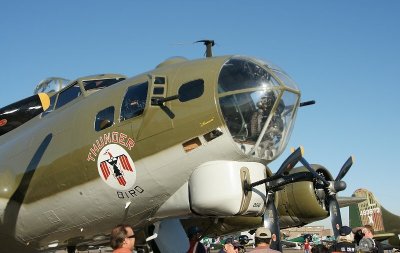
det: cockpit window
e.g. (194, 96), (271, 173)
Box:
(95, 106), (114, 131)
(34, 77), (70, 94)
(55, 83), (81, 109)
(120, 82), (148, 121)
(218, 57), (300, 161)
(83, 78), (125, 91)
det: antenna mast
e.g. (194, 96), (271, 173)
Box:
(195, 40), (215, 57)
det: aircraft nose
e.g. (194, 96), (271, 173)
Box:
(217, 57), (300, 161)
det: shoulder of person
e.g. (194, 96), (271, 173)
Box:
(357, 237), (376, 252)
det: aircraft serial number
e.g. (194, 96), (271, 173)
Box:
(360, 207), (380, 216)
(117, 185), (144, 199)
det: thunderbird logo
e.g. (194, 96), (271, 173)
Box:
(97, 144), (136, 190)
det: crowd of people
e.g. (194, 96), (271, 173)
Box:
(107, 223), (391, 253)
(309, 224), (387, 253)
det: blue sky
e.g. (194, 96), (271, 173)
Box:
(1, 1), (399, 229)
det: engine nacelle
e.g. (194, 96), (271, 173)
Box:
(189, 161), (269, 216)
(277, 164), (333, 228)
(154, 160), (271, 219)
(155, 161), (333, 229)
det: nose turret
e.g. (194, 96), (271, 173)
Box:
(217, 56), (301, 161)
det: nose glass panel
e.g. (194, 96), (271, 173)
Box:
(218, 57), (300, 161)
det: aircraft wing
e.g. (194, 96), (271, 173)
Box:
(286, 236), (305, 243)
(281, 240), (301, 248)
(374, 233), (396, 242)
(337, 196), (367, 208)
(281, 235), (305, 248)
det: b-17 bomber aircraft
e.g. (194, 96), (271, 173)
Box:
(0, 42), (360, 253)
(350, 188), (400, 249)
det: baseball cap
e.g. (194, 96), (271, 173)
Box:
(339, 226), (352, 236)
(255, 227), (272, 239)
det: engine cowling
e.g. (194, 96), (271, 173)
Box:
(276, 164), (333, 228)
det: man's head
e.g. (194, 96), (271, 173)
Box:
(223, 238), (240, 253)
(353, 228), (365, 244)
(110, 224), (135, 250)
(337, 226), (354, 243)
(362, 225), (374, 238)
(255, 227), (272, 245)
(339, 226), (352, 236)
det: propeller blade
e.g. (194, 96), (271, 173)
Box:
(298, 156), (330, 187)
(329, 196), (342, 238)
(247, 147), (304, 191)
(275, 147), (303, 176)
(264, 193), (282, 252)
(335, 156), (354, 181)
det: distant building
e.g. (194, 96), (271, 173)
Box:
(281, 226), (332, 238)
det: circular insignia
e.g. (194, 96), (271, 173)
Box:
(97, 144), (136, 190)
(0, 119), (7, 127)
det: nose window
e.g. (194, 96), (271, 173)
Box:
(218, 57), (299, 160)
(219, 90), (288, 160)
(218, 58), (279, 93)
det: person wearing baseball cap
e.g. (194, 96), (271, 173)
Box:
(330, 226), (356, 253)
(250, 227), (281, 252)
(358, 225), (384, 253)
